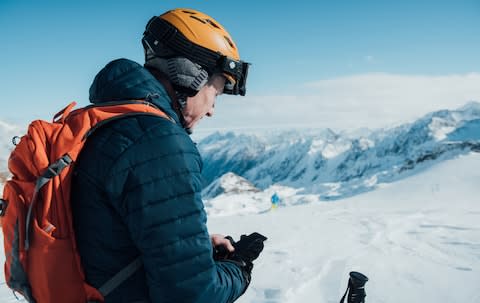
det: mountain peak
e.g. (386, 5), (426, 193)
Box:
(202, 172), (260, 199)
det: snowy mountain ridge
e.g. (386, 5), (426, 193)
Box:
(203, 172), (260, 198)
(199, 102), (480, 201)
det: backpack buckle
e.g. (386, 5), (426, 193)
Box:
(0, 199), (7, 216)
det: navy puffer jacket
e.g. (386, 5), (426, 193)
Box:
(71, 59), (246, 303)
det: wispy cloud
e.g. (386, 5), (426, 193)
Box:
(196, 73), (480, 137)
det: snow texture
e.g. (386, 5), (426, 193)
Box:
(208, 153), (480, 303)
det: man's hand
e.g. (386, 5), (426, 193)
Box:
(217, 232), (267, 293)
(211, 234), (235, 260)
(232, 233), (267, 264)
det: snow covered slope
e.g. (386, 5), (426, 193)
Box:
(207, 152), (480, 303)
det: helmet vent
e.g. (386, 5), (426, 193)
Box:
(182, 10), (196, 14)
(224, 36), (235, 49)
(190, 15), (207, 24)
(205, 19), (220, 29)
(189, 16), (221, 30)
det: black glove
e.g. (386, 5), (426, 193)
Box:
(214, 233), (267, 272)
(213, 233), (267, 294)
(232, 233), (267, 270)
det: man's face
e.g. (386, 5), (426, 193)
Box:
(181, 74), (226, 130)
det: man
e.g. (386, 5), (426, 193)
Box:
(71, 8), (264, 303)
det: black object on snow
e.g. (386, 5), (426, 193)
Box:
(340, 271), (369, 303)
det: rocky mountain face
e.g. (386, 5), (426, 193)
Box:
(199, 102), (480, 200)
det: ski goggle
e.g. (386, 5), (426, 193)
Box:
(216, 56), (249, 96)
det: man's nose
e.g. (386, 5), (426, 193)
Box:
(206, 104), (215, 117)
(206, 108), (214, 117)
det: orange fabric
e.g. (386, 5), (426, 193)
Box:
(1, 101), (169, 303)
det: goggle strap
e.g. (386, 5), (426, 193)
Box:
(146, 17), (220, 73)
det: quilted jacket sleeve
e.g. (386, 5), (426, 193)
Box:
(104, 118), (247, 303)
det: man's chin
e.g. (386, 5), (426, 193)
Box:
(185, 119), (200, 130)
(181, 118), (195, 134)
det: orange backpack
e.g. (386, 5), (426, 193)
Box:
(0, 101), (171, 303)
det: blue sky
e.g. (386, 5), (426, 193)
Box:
(1, 0), (480, 136)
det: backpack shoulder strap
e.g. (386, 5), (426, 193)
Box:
(98, 256), (143, 298)
(80, 100), (176, 140)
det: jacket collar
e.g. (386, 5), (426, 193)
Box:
(89, 58), (181, 125)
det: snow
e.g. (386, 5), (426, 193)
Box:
(1, 104), (479, 302)
(208, 152), (480, 303)
(428, 117), (457, 141)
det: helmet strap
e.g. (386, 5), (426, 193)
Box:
(144, 66), (191, 133)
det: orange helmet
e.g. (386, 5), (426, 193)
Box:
(143, 8), (250, 96)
